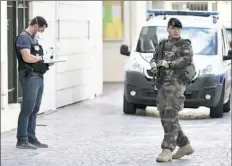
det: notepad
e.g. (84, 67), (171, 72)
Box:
(44, 59), (66, 64)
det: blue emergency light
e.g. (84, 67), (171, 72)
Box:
(146, 9), (219, 17)
(146, 9), (219, 23)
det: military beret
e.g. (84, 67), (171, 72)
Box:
(168, 18), (182, 28)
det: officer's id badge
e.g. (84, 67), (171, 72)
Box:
(34, 45), (40, 51)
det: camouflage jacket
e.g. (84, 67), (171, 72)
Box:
(150, 37), (193, 83)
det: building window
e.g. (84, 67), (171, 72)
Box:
(172, 3), (184, 10)
(172, 2), (208, 11)
(187, 2), (208, 11)
(103, 1), (124, 40)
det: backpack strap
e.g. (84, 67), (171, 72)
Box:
(173, 38), (191, 48)
(157, 39), (167, 62)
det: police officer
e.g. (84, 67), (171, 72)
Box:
(15, 16), (49, 149)
(150, 18), (195, 162)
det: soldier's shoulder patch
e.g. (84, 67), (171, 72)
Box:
(183, 48), (190, 53)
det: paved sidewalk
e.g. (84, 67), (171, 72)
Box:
(1, 83), (231, 166)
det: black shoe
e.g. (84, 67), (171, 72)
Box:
(16, 141), (37, 149)
(29, 140), (48, 148)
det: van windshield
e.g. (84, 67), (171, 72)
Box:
(136, 26), (218, 56)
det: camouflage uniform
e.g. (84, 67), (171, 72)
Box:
(151, 37), (193, 152)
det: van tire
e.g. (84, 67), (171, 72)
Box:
(123, 95), (136, 114)
(223, 96), (230, 113)
(136, 105), (146, 109)
(210, 86), (224, 118)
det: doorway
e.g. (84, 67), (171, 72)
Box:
(7, 1), (29, 104)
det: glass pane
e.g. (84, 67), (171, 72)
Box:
(18, 8), (24, 34)
(7, 4), (17, 103)
(17, 1), (24, 8)
(25, 1), (29, 7)
(7, 1), (14, 7)
(136, 26), (218, 56)
(25, 7), (29, 27)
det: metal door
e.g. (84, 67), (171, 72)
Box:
(55, 1), (92, 107)
(29, 1), (57, 113)
(16, 1), (29, 103)
(7, 1), (17, 103)
(7, 1), (29, 104)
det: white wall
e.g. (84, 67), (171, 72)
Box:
(217, 1), (231, 25)
(1, 1), (8, 110)
(103, 1), (148, 82)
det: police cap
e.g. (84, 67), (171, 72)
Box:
(168, 18), (182, 28)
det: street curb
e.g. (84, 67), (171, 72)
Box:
(145, 107), (210, 119)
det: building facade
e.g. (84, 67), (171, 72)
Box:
(1, 1), (103, 132)
(1, 1), (231, 132)
(1, 0), (153, 132)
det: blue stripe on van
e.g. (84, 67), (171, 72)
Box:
(218, 74), (225, 85)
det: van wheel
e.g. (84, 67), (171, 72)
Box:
(223, 96), (231, 113)
(210, 86), (224, 118)
(136, 105), (146, 109)
(123, 95), (136, 114)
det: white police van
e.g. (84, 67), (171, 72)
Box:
(120, 10), (232, 118)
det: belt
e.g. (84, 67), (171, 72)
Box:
(28, 71), (43, 79)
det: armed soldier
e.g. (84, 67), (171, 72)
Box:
(150, 18), (196, 162)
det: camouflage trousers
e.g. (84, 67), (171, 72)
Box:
(157, 80), (190, 152)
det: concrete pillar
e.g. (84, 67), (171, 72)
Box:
(1, 1), (8, 110)
(123, 1), (130, 46)
(130, 1), (147, 47)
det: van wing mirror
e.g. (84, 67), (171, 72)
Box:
(223, 50), (232, 60)
(228, 49), (232, 56)
(120, 45), (130, 56)
(228, 50), (232, 56)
